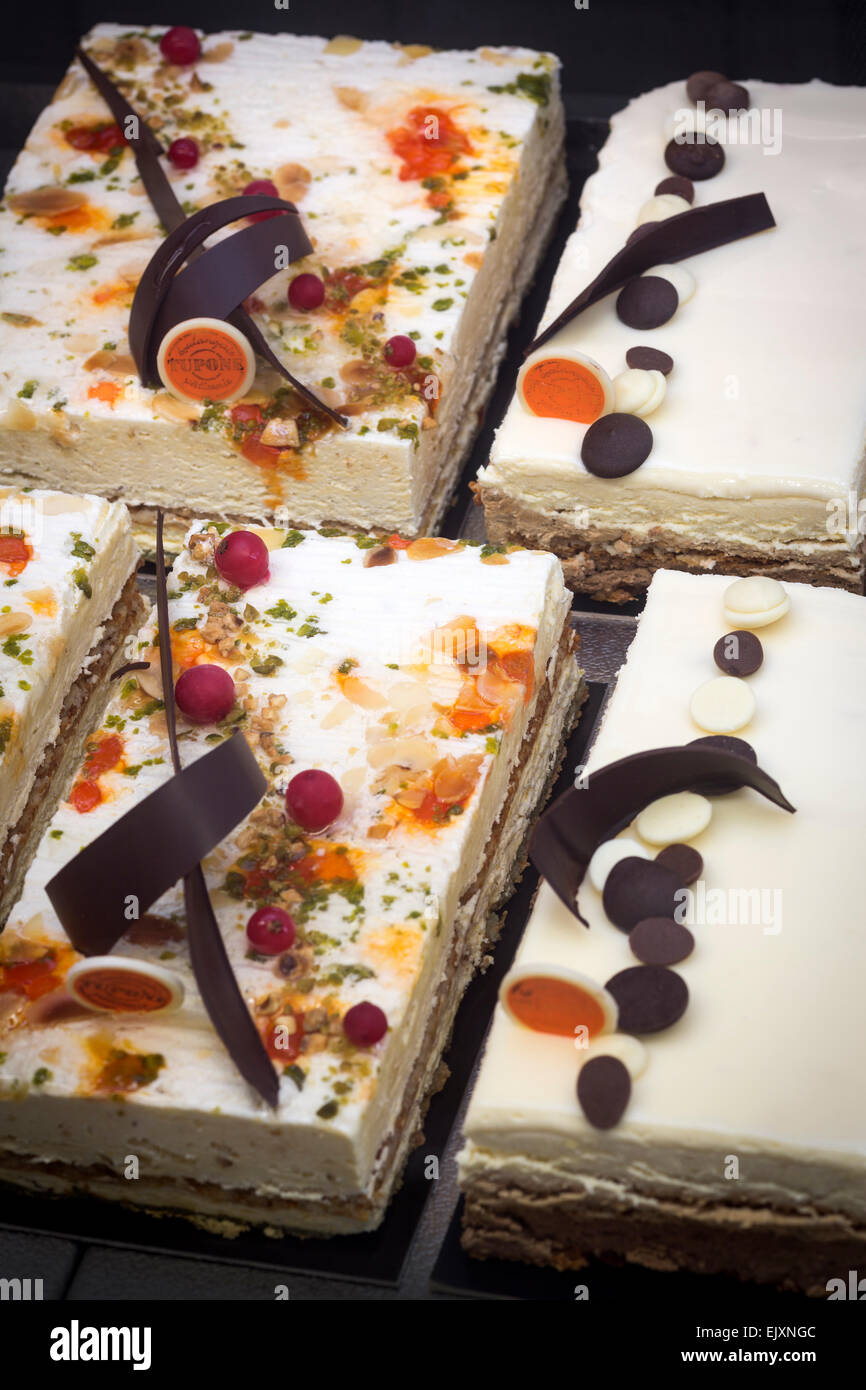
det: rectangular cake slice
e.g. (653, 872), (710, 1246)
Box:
(478, 79), (866, 600)
(459, 569), (866, 1294)
(0, 23), (565, 550)
(0, 486), (141, 925)
(0, 525), (581, 1235)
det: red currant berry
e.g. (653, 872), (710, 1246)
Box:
(160, 25), (201, 66)
(384, 335), (416, 368)
(168, 137), (199, 170)
(246, 906), (296, 955)
(242, 178), (282, 221)
(174, 664), (235, 724)
(288, 273), (325, 311)
(285, 770), (344, 833)
(343, 1001), (388, 1047)
(214, 530), (270, 589)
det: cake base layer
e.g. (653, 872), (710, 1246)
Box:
(0, 627), (584, 1236)
(0, 573), (146, 927)
(479, 487), (865, 603)
(461, 1173), (866, 1297)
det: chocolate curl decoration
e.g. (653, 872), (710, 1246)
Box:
(47, 514), (278, 1108)
(76, 46), (346, 427)
(529, 745), (795, 927)
(526, 193), (776, 355)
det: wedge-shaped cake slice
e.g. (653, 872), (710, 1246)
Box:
(0, 487), (141, 925)
(478, 79), (866, 600)
(460, 569), (866, 1293)
(0, 23), (565, 550)
(0, 525), (581, 1235)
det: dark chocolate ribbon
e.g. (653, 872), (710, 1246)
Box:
(76, 46), (346, 427)
(529, 745), (795, 927)
(526, 193), (776, 354)
(47, 514), (278, 1108)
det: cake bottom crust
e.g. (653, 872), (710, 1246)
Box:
(461, 1174), (866, 1296)
(0, 573), (146, 927)
(478, 487), (865, 603)
(0, 627), (585, 1237)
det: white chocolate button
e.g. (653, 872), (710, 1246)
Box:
(723, 576), (791, 629)
(613, 368), (667, 417)
(636, 791), (712, 846)
(66, 956), (185, 1014)
(644, 262), (696, 304)
(588, 836), (652, 892)
(577, 1033), (648, 1079)
(690, 675), (756, 733)
(636, 193), (691, 225)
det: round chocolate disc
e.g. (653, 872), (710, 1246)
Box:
(581, 414), (653, 479)
(705, 79), (750, 115)
(616, 275), (679, 330)
(686, 70), (727, 104)
(626, 345), (674, 376)
(655, 842), (703, 885)
(654, 175), (695, 204)
(576, 1054), (631, 1130)
(630, 917), (695, 966)
(626, 221), (659, 246)
(602, 856), (685, 932)
(664, 136), (725, 181)
(713, 629), (764, 677)
(687, 734), (758, 795)
(605, 964), (689, 1034)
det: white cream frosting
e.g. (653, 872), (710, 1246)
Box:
(0, 486), (136, 844)
(461, 569), (866, 1220)
(0, 526), (570, 1222)
(482, 80), (866, 560)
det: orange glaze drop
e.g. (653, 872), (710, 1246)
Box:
(386, 107), (472, 183)
(260, 1010), (302, 1065)
(68, 732), (125, 813)
(87, 381), (122, 406)
(0, 534), (32, 577)
(40, 204), (110, 237)
(0, 953), (62, 1001)
(506, 976), (608, 1038)
(294, 847), (357, 884)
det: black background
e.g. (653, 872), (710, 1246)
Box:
(3, 0), (865, 93)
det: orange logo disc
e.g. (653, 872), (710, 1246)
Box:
(157, 317), (255, 404)
(66, 957), (183, 1014)
(518, 352), (612, 424)
(500, 964), (617, 1038)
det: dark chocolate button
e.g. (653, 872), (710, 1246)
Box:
(687, 734), (758, 795)
(581, 414), (653, 479)
(654, 175), (695, 204)
(705, 79), (750, 114)
(686, 70), (727, 104)
(655, 842), (703, 885)
(602, 856), (685, 932)
(626, 221), (659, 246)
(576, 1054), (631, 1130)
(626, 345), (674, 376)
(664, 136), (725, 181)
(616, 275), (679, 329)
(713, 629), (764, 677)
(605, 965), (689, 1034)
(630, 917), (695, 966)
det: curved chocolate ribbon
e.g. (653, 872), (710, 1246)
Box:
(529, 745), (795, 927)
(47, 514), (278, 1108)
(76, 46), (346, 427)
(526, 193), (776, 355)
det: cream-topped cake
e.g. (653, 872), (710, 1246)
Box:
(0, 486), (141, 926)
(478, 78), (866, 601)
(459, 569), (866, 1293)
(0, 23), (565, 550)
(0, 524), (581, 1235)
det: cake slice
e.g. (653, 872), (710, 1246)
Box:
(0, 486), (141, 926)
(0, 23), (565, 551)
(0, 524), (581, 1235)
(478, 78), (866, 600)
(459, 569), (866, 1293)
